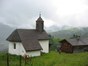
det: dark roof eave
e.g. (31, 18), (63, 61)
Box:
(26, 49), (42, 52)
(38, 38), (49, 40)
(7, 40), (21, 42)
(72, 45), (88, 46)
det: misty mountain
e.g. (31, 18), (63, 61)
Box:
(0, 23), (14, 51)
(50, 27), (88, 39)
(46, 25), (77, 32)
(45, 25), (61, 32)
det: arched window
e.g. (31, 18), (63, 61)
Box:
(14, 43), (16, 49)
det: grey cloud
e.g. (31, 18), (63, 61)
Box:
(0, 0), (56, 28)
(0, 0), (88, 28)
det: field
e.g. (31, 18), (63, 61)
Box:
(0, 51), (88, 66)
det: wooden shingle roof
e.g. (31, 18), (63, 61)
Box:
(6, 29), (49, 51)
(60, 38), (88, 46)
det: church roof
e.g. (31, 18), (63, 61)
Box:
(6, 29), (49, 51)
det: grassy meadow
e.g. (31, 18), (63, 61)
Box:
(0, 51), (88, 66)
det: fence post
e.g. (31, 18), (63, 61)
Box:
(19, 55), (22, 66)
(7, 53), (9, 66)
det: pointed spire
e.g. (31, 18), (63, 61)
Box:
(36, 12), (44, 22)
(39, 11), (41, 17)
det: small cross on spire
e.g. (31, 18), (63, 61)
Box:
(39, 11), (41, 17)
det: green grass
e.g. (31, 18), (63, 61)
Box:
(0, 51), (88, 66)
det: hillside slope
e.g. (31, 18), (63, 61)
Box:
(0, 23), (14, 51)
(50, 27), (88, 39)
(0, 51), (88, 66)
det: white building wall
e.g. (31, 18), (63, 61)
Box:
(9, 42), (41, 57)
(9, 42), (26, 56)
(39, 40), (49, 53)
(27, 51), (41, 57)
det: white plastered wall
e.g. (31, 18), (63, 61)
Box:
(9, 42), (26, 56)
(39, 40), (49, 53)
(8, 42), (41, 57)
(27, 51), (41, 57)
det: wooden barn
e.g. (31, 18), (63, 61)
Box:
(59, 38), (88, 53)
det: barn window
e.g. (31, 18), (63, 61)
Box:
(14, 43), (16, 49)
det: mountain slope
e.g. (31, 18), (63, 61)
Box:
(0, 23), (14, 51)
(50, 27), (88, 39)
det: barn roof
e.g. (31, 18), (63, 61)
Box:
(60, 38), (88, 46)
(6, 29), (49, 51)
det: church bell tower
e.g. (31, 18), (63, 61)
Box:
(36, 14), (44, 32)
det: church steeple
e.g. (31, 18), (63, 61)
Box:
(36, 14), (44, 32)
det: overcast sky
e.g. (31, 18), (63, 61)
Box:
(0, 0), (88, 28)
